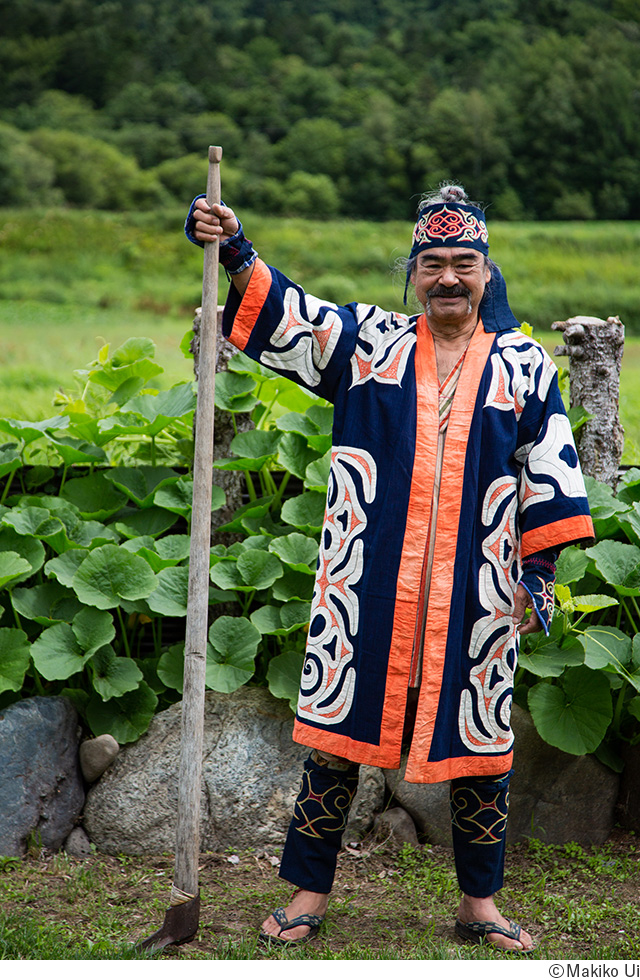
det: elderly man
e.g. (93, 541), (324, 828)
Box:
(185, 185), (594, 953)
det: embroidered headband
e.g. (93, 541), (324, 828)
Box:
(410, 202), (489, 259)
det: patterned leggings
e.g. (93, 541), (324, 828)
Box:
(279, 750), (512, 898)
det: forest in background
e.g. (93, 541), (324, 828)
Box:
(1, 0), (639, 220)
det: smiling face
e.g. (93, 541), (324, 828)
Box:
(411, 247), (491, 331)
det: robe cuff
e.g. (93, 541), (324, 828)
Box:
(520, 548), (558, 635)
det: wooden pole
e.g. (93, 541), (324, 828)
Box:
(138, 146), (222, 950)
(174, 145), (223, 898)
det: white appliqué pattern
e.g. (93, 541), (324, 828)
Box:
(486, 333), (556, 416)
(260, 287), (343, 388)
(458, 476), (518, 754)
(519, 413), (587, 511)
(297, 447), (377, 726)
(349, 307), (416, 388)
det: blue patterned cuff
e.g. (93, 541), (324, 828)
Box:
(520, 549), (558, 635)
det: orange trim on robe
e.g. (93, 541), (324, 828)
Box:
(521, 514), (594, 557)
(404, 320), (502, 783)
(225, 259), (272, 351)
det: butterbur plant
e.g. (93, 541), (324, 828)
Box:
(518, 471), (640, 770)
(0, 338), (333, 741)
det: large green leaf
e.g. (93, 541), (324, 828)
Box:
(277, 431), (320, 480)
(584, 476), (629, 522)
(578, 626), (633, 678)
(103, 466), (180, 507)
(146, 566), (189, 617)
(85, 681), (158, 743)
(269, 532), (318, 573)
(157, 643), (186, 693)
(45, 435), (108, 465)
(90, 646), (144, 701)
(276, 412), (320, 440)
(2, 506), (64, 541)
(236, 550), (283, 589)
(114, 506), (178, 539)
(45, 549), (89, 588)
(305, 451), (331, 491)
(267, 650), (305, 711)
(585, 540), (640, 596)
(281, 492), (326, 532)
(156, 535), (191, 563)
(122, 382), (196, 423)
(251, 600), (311, 636)
(617, 502), (640, 548)
(30, 622), (94, 680)
(72, 544), (157, 609)
(0, 447), (21, 480)
(60, 471), (127, 520)
(72, 607), (116, 657)
(153, 478), (192, 516)
(0, 525), (46, 584)
(0, 628), (30, 694)
(617, 468), (640, 505)
(210, 559), (244, 591)
(215, 496), (275, 534)
(0, 551), (34, 589)
(0, 415), (69, 445)
(214, 371), (258, 412)
(206, 616), (261, 693)
(518, 637), (584, 678)
(98, 383), (196, 438)
(272, 568), (315, 601)
(555, 546), (592, 586)
(11, 581), (82, 625)
(214, 429), (282, 472)
(528, 666), (613, 755)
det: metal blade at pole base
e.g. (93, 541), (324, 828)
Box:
(137, 893), (201, 952)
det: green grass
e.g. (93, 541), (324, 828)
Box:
(0, 834), (638, 960)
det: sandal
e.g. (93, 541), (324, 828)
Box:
(455, 918), (534, 953)
(258, 906), (324, 947)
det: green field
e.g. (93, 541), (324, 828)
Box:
(1, 208), (638, 459)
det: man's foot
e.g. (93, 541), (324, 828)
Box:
(260, 889), (329, 943)
(456, 894), (534, 952)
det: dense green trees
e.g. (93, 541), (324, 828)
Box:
(1, 0), (639, 218)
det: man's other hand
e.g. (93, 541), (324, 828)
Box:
(512, 583), (543, 635)
(192, 200), (240, 243)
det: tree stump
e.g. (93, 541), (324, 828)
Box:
(551, 315), (624, 488)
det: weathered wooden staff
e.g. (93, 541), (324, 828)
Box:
(139, 145), (223, 951)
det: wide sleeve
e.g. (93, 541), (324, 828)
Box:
(513, 346), (595, 557)
(221, 258), (364, 404)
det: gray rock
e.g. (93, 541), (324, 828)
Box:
(384, 704), (619, 847)
(373, 807), (419, 847)
(0, 697), (85, 857)
(64, 826), (92, 858)
(79, 734), (119, 782)
(83, 687), (385, 855)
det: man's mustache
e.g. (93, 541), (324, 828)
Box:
(426, 284), (472, 299)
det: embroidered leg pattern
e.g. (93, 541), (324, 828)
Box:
(279, 750), (360, 894)
(450, 770), (512, 897)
